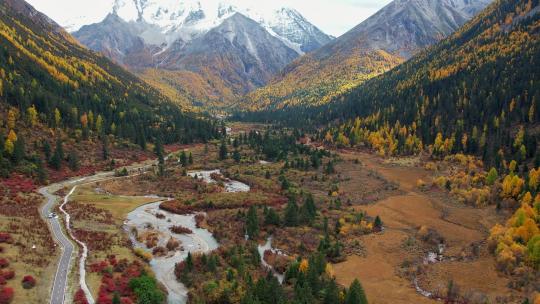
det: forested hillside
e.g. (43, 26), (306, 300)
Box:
(0, 0), (218, 181)
(246, 0), (539, 168)
(322, 0), (540, 167)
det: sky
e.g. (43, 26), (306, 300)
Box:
(26, 0), (393, 37)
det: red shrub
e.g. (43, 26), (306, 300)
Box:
(1, 270), (14, 280)
(0, 234), (12, 244)
(21, 275), (36, 289)
(74, 289), (89, 304)
(0, 286), (14, 304)
(0, 277), (5, 286)
(121, 298), (134, 304)
(89, 261), (109, 273)
(1, 175), (36, 194)
(0, 259), (8, 269)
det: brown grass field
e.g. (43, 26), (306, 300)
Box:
(333, 150), (519, 303)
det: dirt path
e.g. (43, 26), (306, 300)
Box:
(333, 150), (511, 303)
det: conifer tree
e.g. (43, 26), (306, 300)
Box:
(264, 208), (281, 226)
(374, 216), (383, 231)
(185, 252), (194, 272)
(12, 137), (25, 165)
(112, 292), (121, 304)
(180, 151), (187, 167)
(346, 279), (368, 304)
(219, 140), (228, 160)
(68, 151), (80, 171)
(246, 205), (259, 240)
(0, 151), (9, 178)
(35, 157), (47, 184)
(102, 135), (109, 161)
(284, 198), (299, 227)
(323, 279), (340, 304)
(43, 140), (51, 162)
(50, 139), (63, 170)
(304, 194), (317, 219)
(233, 149), (241, 163)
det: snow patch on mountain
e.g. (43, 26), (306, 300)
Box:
(69, 0), (331, 55)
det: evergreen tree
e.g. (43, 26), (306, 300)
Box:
(304, 194), (317, 219)
(42, 140), (51, 162)
(219, 140), (228, 160)
(374, 216), (383, 231)
(233, 149), (241, 163)
(207, 255), (217, 272)
(0, 152), (9, 178)
(346, 279), (368, 304)
(138, 129), (147, 151)
(246, 205), (259, 240)
(294, 282), (315, 304)
(264, 208), (281, 226)
(180, 151), (188, 167)
(112, 292), (121, 304)
(155, 137), (165, 176)
(323, 279), (340, 304)
(280, 176), (290, 190)
(50, 139), (63, 170)
(55, 138), (64, 160)
(102, 135), (109, 161)
(188, 152), (193, 165)
(35, 157), (47, 184)
(12, 137), (25, 165)
(265, 170), (271, 179)
(284, 198), (299, 227)
(68, 151), (80, 171)
(325, 161), (335, 174)
(185, 252), (194, 272)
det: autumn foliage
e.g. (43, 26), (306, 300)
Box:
(0, 286), (13, 304)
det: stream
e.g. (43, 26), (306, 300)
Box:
(413, 244), (446, 299)
(125, 202), (218, 304)
(257, 236), (286, 284)
(188, 169), (250, 193)
(125, 170), (250, 304)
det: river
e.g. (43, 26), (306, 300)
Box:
(125, 169), (250, 303)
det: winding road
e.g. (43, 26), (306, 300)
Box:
(39, 185), (75, 304)
(40, 159), (159, 304)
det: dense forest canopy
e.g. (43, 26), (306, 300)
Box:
(238, 0), (540, 168)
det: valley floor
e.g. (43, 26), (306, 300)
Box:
(17, 124), (531, 304)
(333, 150), (515, 303)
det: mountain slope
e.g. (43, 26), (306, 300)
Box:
(70, 0), (332, 108)
(0, 0), (216, 156)
(157, 13), (298, 93)
(243, 0), (492, 110)
(268, 0), (539, 166)
(70, 0), (332, 56)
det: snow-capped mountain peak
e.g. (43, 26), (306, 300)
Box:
(71, 0), (331, 55)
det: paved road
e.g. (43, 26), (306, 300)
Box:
(40, 158), (161, 304)
(39, 185), (75, 304)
